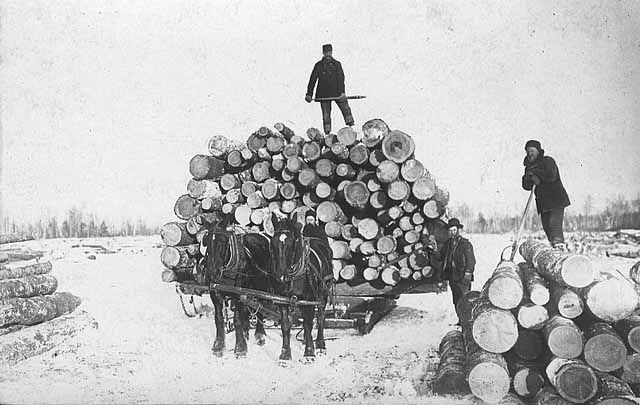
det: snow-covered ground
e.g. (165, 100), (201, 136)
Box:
(0, 234), (636, 404)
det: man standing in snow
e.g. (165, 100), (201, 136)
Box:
(305, 44), (355, 134)
(522, 140), (571, 249)
(428, 218), (476, 325)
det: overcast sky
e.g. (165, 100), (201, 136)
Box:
(1, 0), (639, 225)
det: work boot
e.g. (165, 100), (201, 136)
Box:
(552, 242), (567, 252)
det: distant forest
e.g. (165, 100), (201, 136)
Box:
(1, 195), (638, 240)
(451, 195), (640, 234)
(1, 208), (159, 239)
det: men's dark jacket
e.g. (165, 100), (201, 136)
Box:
(522, 151), (571, 214)
(306, 56), (345, 98)
(436, 236), (476, 282)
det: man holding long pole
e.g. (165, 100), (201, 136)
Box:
(305, 44), (355, 134)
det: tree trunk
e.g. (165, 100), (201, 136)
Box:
(343, 181), (370, 209)
(279, 183), (297, 200)
(543, 315), (584, 359)
(363, 267), (379, 281)
(433, 329), (469, 395)
(517, 262), (550, 305)
(336, 163), (356, 179)
(545, 357), (598, 403)
(174, 195), (200, 220)
(519, 239), (596, 288)
(580, 273), (638, 322)
(0, 261), (53, 281)
(483, 261), (523, 310)
(0, 292), (82, 327)
(614, 314), (640, 353)
(200, 197), (222, 212)
(517, 302), (549, 330)
(550, 286), (584, 319)
(616, 353), (640, 384)
(251, 161), (272, 183)
(423, 200), (440, 219)
(330, 240), (350, 260)
(219, 174), (241, 191)
(381, 130), (415, 163)
(412, 177), (436, 200)
(583, 322), (627, 372)
(160, 222), (196, 246)
(225, 188), (245, 204)
(0, 274), (58, 300)
(361, 118), (388, 148)
(0, 309), (96, 366)
(189, 154), (225, 180)
(160, 246), (198, 269)
(247, 192), (267, 209)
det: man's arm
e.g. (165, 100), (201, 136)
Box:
(463, 240), (475, 279)
(306, 64), (319, 98)
(539, 157), (559, 183)
(336, 62), (345, 96)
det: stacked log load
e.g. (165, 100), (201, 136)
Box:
(159, 119), (450, 289)
(433, 238), (640, 404)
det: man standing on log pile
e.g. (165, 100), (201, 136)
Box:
(305, 44), (355, 134)
(522, 140), (571, 250)
(427, 218), (476, 325)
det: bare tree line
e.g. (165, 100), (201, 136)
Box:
(452, 195), (640, 234)
(1, 208), (159, 239)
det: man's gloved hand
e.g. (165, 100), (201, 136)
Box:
(531, 174), (541, 186)
(305, 95), (312, 103)
(462, 272), (473, 288)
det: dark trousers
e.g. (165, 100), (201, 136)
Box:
(320, 100), (354, 134)
(450, 280), (470, 318)
(541, 208), (565, 246)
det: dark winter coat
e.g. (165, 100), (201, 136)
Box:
(436, 236), (476, 282)
(522, 151), (571, 214)
(306, 56), (345, 98)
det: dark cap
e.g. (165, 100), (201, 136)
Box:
(322, 44), (332, 53)
(525, 140), (542, 152)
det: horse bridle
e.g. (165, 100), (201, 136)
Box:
(273, 229), (311, 282)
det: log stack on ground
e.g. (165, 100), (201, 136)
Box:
(160, 119), (451, 293)
(433, 237), (640, 403)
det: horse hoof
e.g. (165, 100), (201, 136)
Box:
(235, 351), (247, 359)
(316, 348), (327, 356)
(212, 349), (224, 358)
(302, 356), (315, 364)
(255, 335), (266, 346)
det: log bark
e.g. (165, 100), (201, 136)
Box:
(580, 272), (638, 322)
(519, 239), (596, 288)
(382, 130), (415, 163)
(0, 309), (96, 367)
(0, 261), (53, 281)
(174, 194), (200, 220)
(551, 286), (584, 319)
(544, 315), (584, 359)
(517, 302), (549, 330)
(189, 154), (225, 180)
(274, 122), (295, 141)
(361, 118), (388, 148)
(614, 314), (640, 353)
(483, 261), (523, 310)
(583, 322), (627, 372)
(0, 292), (82, 327)
(545, 357), (598, 403)
(433, 329), (469, 395)
(0, 274), (58, 300)
(160, 246), (198, 269)
(517, 262), (550, 306)
(376, 160), (400, 183)
(590, 372), (637, 405)
(160, 222), (196, 246)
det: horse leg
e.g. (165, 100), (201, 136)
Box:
(315, 290), (328, 355)
(241, 304), (250, 342)
(302, 305), (315, 360)
(233, 298), (248, 357)
(278, 305), (292, 362)
(210, 291), (226, 357)
(255, 310), (266, 346)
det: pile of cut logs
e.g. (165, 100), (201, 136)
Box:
(0, 233), (85, 364)
(433, 238), (640, 404)
(160, 119), (449, 289)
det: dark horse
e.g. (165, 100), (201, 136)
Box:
(204, 221), (271, 357)
(270, 213), (333, 362)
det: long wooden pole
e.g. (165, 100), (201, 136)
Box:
(510, 186), (536, 261)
